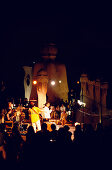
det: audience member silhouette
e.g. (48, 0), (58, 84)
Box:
(50, 123), (58, 142)
(0, 124), (7, 161)
(73, 125), (83, 145)
(9, 124), (24, 162)
(40, 123), (50, 144)
(26, 125), (35, 145)
(1, 115), (112, 170)
(63, 125), (72, 144)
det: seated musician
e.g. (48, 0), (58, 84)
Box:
(14, 106), (21, 122)
(60, 103), (67, 125)
(6, 102), (14, 121)
(28, 102), (42, 133)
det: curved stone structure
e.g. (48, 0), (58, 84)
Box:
(24, 43), (69, 106)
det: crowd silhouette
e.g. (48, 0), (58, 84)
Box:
(0, 121), (112, 170)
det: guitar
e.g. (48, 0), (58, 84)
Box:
(30, 108), (43, 120)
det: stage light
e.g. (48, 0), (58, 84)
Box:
(59, 80), (61, 83)
(77, 100), (86, 107)
(33, 80), (37, 85)
(51, 81), (55, 86)
(75, 122), (80, 126)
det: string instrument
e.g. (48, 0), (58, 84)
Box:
(30, 108), (43, 120)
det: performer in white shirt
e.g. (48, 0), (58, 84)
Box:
(42, 102), (52, 120)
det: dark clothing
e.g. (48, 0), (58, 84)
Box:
(50, 130), (58, 142)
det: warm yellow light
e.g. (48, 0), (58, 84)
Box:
(51, 81), (55, 86)
(33, 80), (37, 85)
(77, 81), (80, 84)
(75, 122), (80, 126)
(59, 80), (61, 83)
(77, 100), (86, 107)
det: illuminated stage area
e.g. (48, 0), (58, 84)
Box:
(48, 119), (75, 139)
(19, 119), (75, 141)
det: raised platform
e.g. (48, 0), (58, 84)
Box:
(20, 119), (75, 141)
(49, 119), (61, 125)
(46, 119), (75, 140)
(49, 119), (73, 126)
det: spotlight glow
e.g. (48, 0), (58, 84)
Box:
(51, 81), (55, 86)
(59, 80), (61, 83)
(75, 122), (80, 126)
(33, 80), (37, 85)
(77, 100), (86, 107)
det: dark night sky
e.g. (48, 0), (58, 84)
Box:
(0, 2), (112, 99)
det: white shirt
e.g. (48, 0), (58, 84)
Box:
(60, 106), (66, 113)
(42, 106), (52, 119)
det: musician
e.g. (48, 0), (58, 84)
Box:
(60, 103), (66, 119)
(42, 102), (52, 121)
(29, 102), (42, 133)
(6, 102), (14, 121)
(56, 105), (61, 119)
(50, 105), (55, 119)
(60, 103), (67, 125)
(14, 106), (22, 122)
